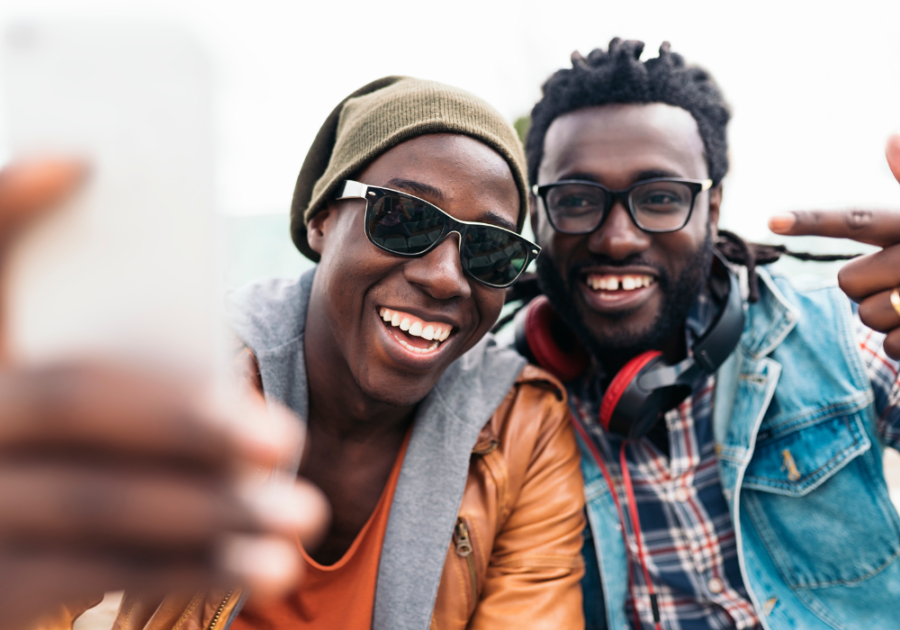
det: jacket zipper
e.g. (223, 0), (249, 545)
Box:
(471, 439), (499, 456)
(455, 519), (478, 604)
(207, 589), (234, 630)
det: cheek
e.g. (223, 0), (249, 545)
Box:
(473, 287), (506, 330)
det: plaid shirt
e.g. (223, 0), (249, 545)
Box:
(569, 292), (900, 630)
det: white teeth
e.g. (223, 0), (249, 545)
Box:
(587, 274), (654, 292)
(395, 336), (441, 354)
(378, 308), (453, 345)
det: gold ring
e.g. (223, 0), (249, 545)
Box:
(890, 288), (900, 319)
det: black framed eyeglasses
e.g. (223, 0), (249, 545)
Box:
(336, 180), (541, 289)
(533, 177), (713, 235)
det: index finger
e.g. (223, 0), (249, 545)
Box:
(768, 208), (900, 248)
(0, 363), (301, 473)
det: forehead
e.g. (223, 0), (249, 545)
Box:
(357, 133), (519, 230)
(538, 103), (708, 186)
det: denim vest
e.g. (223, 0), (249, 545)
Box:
(580, 268), (900, 630)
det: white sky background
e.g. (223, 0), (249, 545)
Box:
(1, 0), (899, 246)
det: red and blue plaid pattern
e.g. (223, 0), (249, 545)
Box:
(570, 315), (900, 629)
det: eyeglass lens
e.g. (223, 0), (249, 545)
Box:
(367, 194), (530, 287)
(545, 181), (696, 232)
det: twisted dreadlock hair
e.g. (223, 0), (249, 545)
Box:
(523, 39), (855, 304)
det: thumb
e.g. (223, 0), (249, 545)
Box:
(0, 159), (86, 240)
(0, 159), (85, 362)
(887, 134), (900, 185)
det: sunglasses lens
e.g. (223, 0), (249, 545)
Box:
(461, 226), (530, 287)
(368, 194), (446, 255)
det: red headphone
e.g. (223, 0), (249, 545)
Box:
(514, 253), (744, 439)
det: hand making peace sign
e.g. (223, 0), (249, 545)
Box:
(770, 134), (900, 358)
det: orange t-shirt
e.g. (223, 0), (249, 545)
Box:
(232, 430), (412, 630)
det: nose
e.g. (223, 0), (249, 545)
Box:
(403, 233), (472, 301)
(587, 200), (651, 260)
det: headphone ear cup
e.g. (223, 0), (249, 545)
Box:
(599, 351), (664, 436)
(515, 295), (589, 382)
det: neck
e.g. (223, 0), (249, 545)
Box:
(304, 296), (416, 443)
(595, 323), (687, 381)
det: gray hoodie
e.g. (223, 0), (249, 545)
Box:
(225, 268), (526, 630)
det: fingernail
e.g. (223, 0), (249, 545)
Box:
(768, 213), (796, 233)
(242, 480), (324, 533)
(219, 535), (300, 595)
(210, 391), (303, 465)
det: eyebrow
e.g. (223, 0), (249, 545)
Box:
(478, 211), (517, 232)
(563, 169), (684, 185)
(385, 178), (444, 202)
(385, 177), (518, 232)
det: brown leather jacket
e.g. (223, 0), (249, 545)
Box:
(57, 363), (585, 630)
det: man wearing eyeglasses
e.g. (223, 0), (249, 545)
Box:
(521, 39), (900, 629)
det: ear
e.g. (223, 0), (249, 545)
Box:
(307, 204), (335, 256)
(708, 184), (722, 238)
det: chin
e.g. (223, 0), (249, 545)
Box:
(585, 317), (661, 353)
(358, 371), (440, 409)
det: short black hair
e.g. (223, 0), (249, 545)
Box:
(526, 38), (731, 187)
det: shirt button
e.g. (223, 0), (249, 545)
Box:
(708, 577), (724, 594)
(674, 487), (689, 502)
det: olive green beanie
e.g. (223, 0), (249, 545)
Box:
(290, 76), (529, 261)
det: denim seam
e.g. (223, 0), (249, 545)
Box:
(742, 490), (798, 588)
(791, 587), (850, 630)
(744, 476), (900, 589)
(717, 446), (748, 464)
(746, 269), (800, 360)
(802, 547), (900, 590)
(853, 433), (900, 541)
(731, 356), (782, 630)
(756, 392), (873, 439)
(830, 285), (869, 389)
(742, 416), (870, 495)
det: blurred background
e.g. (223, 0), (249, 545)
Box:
(0, 3), (898, 627)
(1, 0), (899, 288)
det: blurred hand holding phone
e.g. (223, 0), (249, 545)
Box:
(3, 19), (220, 371)
(0, 20), (328, 630)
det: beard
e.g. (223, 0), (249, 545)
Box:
(536, 226), (714, 362)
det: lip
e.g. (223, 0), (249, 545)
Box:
(577, 265), (660, 314)
(579, 264), (659, 277)
(374, 306), (460, 371)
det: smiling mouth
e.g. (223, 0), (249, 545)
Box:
(378, 307), (453, 354)
(584, 273), (656, 292)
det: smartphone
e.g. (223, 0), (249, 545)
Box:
(2, 19), (221, 373)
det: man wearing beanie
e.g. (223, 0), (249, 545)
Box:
(39, 77), (584, 630)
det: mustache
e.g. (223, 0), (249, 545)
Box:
(567, 256), (669, 287)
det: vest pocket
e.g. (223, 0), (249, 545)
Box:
(742, 411), (900, 587)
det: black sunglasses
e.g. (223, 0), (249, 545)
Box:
(336, 180), (540, 289)
(533, 177), (713, 235)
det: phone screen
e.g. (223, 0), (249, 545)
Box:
(2, 20), (221, 373)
